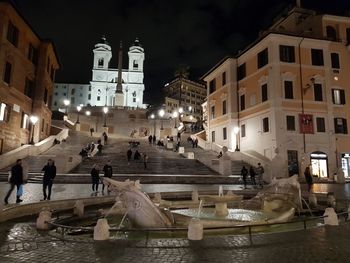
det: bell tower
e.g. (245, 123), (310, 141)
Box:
(92, 36), (112, 72)
(128, 38), (144, 72)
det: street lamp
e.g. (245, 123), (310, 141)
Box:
(63, 99), (70, 115)
(233, 126), (240, 151)
(150, 113), (156, 135)
(172, 111), (178, 128)
(85, 110), (91, 116)
(158, 109), (165, 130)
(76, 105), (82, 124)
(103, 106), (109, 127)
(29, 115), (38, 144)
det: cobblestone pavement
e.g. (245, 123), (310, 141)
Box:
(1, 182), (350, 262)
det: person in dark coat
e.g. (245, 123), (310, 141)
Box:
(102, 160), (113, 192)
(152, 135), (156, 145)
(127, 149), (132, 164)
(4, 159), (24, 204)
(91, 164), (100, 192)
(102, 132), (108, 145)
(304, 167), (313, 192)
(249, 166), (256, 186)
(134, 150), (141, 160)
(148, 135), (153, 145)
(241, 166), (248, 189)
(41, 159), (56, 201)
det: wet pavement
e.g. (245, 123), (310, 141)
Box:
(1, 182), (350, 262)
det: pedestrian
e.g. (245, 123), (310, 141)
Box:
(241, 166), (248, 189)
(177, 132), (181, 141)
(91, 164), (100, 192)
(148, 135), (152, 145)
(102, 160), (113, 192)
(152, 135), (156, 145)
(304, 167), (313, 192)
(4, 159), (24, 204)
(41, 159), (56, 201)
(194, 138), (198, 148)
(97, 143), (103, 155)
(256, 163), (264, 188)
(134, 150), (141, 160)
(103, 132), (108, 145)
(127, 148), (132, 164)
(142, 153), (148, 169)
(249, 166), (256, 186)
(90, 127), (94, 137)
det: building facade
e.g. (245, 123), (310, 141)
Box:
(52, 83), (90, 111)
(202, 7), (350, 180)
(164, 77), (206, 122)
(0, 2), (59, 154)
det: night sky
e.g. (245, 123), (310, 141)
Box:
(12, 0), (350, 104)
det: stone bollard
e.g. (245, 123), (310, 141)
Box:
(308, 193), (318, 208)
(327, 192), (336, 208)
(187, 218), (203, 240)
(153, 193), (162, 203)
(73, 200), (85, 217)
(192, 190), (199, 201)
(94, 218), (110, 241)
(36, 209), (52, 230)
(323, 207), (339, 226)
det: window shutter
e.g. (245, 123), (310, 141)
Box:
(332, 89), (335, 104)
(340, 90), (346, 105)
(343, 118), (348, 134)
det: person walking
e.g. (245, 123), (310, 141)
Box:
(304, 166), (313, 192)
(90, 127), (94, 137)
(152, 135), (156, 145)
(41, 159), (56, 201)
(102, 160), (113, 192)
(241, 166), (248, 189)
(249, 166), (256, 186)
(127, 149), (132, 164)
(4, 159), (24, 204)
(91, 164), (100, 193)
(148, 135), (153, 145)
(142, 153), (148, 169)
(194, 138), (198, 148)
(102, 132), (108, 145)
(134, 150), (141, 160)
(256, 163), (264, 189)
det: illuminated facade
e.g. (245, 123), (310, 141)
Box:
(202, 7), (350, 180)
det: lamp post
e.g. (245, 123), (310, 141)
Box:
(172, 111), (178, 128)
(29, 115), (38, 144)
(76, 105), (82, 124)
(150, 113), (156, 135)
(158, 109), (165, 130)
(85, 110), (91, 116)
(103, 106), (108, 127)
(233, 126), (240, 151)
(63, 99), (70, 115)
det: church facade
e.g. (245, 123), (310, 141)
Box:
(52, 37), (146, 111)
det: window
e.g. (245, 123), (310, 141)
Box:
(7, 22), (19, 47)
(71, 97), (75, 104)
(241, 124), (246, 137)
(279, 45), (295, 63)
(88, 94), (91, 100)
(311, 49), (324, 66)
(316, 117), (325, 132)
(3, 62), (12, 84)
(24, 78), (34, 99)
(211, 105), (215, 119)
(98, 58), (104, 67)
(44, 88), (48, 104)
(97, 96), (100, 101)
(286, 116), (296, 131)
(331, 53), (340, 69)
(41, 119), (44, 132)
(133, 60), (138, 69)
(262, 117), (269, 132)
(326, 26), (337, 41)
(257, 48), (268, 68)
(314, 84), (323, 101)
(21, 113), (29, 129)
(222, 100), (227, 115)
(284, 81), (294, 99)
(0, 103), (10, 122)
(71, 88), (75, 95)
(209, 79), (216, 94)
(237, 63), (246, 81)
(133, 98), (136, 102)
(261, 83), (268, 102)
(223, 127), (227, 140)
(332, 89), (345, 105)
(28, 44), (38, 65)
(222, 71), (226, 86)
(334, 118), (348, 134)
(240, 94), (245, 111)
(211, 131), (215, 142)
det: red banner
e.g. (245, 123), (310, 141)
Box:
(299, 114), (314, 134)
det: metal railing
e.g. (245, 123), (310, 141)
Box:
(46, 210), (349, 245)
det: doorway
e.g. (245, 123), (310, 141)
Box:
(310, 151), (328, 178)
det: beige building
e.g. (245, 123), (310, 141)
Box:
(202, 7), (350, 180)
(0, 2), (59, 153)
(164, 77), (206, 122)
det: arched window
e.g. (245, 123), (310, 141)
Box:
(133, 60), (138, 70)
(98, 58), (104, 67)
(326, 26), (337, 41)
